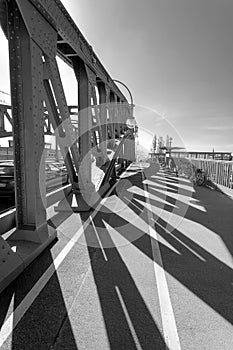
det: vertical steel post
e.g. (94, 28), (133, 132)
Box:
(106, 91), (114, 142)
(97, 82), (108, 160)
(129, 103), (136, 162)
(92, 85), (107, 163)
(7, 2), (47, 238)
(0, 107), (5, 131)
(73, 58), (95, 199)
(109, 92), (118, 139)
(116, 97), (122, 136)
(122, 103), (133, 165)
(43, 57), (80, 177)
(114, 95), (121, 138)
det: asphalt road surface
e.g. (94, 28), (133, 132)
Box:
(1, 164), (233, 349)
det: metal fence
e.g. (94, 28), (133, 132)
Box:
(172, 157), (233, 189)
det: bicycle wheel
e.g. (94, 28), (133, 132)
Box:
(196, 173), (205, 186)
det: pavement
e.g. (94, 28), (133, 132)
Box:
(1, 162), (233, 349)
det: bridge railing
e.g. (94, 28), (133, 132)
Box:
(172, 157), (233, 189)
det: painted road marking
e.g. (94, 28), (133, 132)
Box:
(90, 216), (108, 261)
(115, 286), (143, 350)
(141, 164), (181, 350)
(0, 165), (133, 347)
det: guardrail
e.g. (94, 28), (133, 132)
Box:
(172, 157), (233, 189)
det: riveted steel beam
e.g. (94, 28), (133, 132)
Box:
(73, 58), (95, 198)
(109, 92), (116, 141)
(43, 57), (80, 179)
(7, 0), (47, 234)
(4, 109), (13, 126)
(97, 81), (108, 159)
(15, 0), (80, 189)
(92, 86), (108, 164)
(0, 109), (5, 131)
(0, 131), (12, 137)
(0, 0), (8, 38)
(16, 0), (57, 58)
(0, 104), (13, 137)
(28, 0), (127, 102)
(43, 77), (78, 185)
(104, 86), (114, 141)
(0, 0), (57, 295)
(116, 96), (124, 136)
(104, 88), (113, 141)
(110, 92), (121, 139)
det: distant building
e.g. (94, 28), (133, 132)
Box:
(171, 151), (232, 161)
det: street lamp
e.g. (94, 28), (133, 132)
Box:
(113, 79), (134, 106)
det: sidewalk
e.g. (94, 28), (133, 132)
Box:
(1, 163), (233, 349)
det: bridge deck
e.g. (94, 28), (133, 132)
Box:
(0, 163), (233, 349)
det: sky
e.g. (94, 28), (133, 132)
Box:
(0, 0), (233, 152)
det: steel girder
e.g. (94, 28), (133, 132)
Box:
(0, 0), (135, 292)
(28, 0), (127, 102)
(0, 103), (12, 137)
(0, 103), (78, 138)
(7, 1), (48, 232)
(0, 0), (133, 209)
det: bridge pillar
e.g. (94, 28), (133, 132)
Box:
(109, 92), (116, 142)
(91, 84), (107, 165)
(7, 2), (51, 240)
(97, 81), (108, 160)
(117, 97), (122, 136)
(130, 133), (136, 163)
(129, 104), (136, 162)
(73, 59), (98, 205)
(110, 92), (121, 139)
(0, 0), (58, 294)
(115, 96), (121, 139)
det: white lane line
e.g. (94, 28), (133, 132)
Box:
(0, 165), (133, 347)
(0, 226), (85, 347)
(115, 286), (143, 350)
(90, 216), (108, 261)
(141, 164), (181, 350)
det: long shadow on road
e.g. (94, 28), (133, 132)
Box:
(0, 212), (78, 350)
(85, 232), (167, 350)
(2, 165), (233, 349)
(86, 165), (233, 339)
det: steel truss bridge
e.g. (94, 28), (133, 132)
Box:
(0, 0), (136, 292)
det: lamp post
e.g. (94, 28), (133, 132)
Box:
(113, 79), (134, 106)
(113, 79), (135, 126)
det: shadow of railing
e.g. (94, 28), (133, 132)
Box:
(0, 223), (77, 349)
(84, 228), (166, 349)
(81, 163), (233, 340)
(1, 163), (233, 349)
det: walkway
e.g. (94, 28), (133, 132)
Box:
(1, 163), (233, 349)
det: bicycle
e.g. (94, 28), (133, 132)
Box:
(195, 168), (207, 186)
